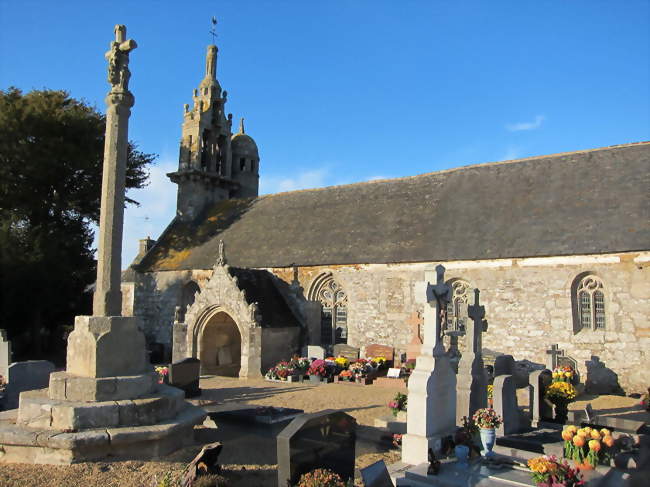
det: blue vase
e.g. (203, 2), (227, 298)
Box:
(454, 444), (469, 466)
(479, 428), (496, 458)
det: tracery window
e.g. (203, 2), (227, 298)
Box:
(574, 275), (606, 331)
(445, 279), (470, 333)
(312, 275), (348, 345)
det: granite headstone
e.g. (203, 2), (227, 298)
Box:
(277, 409), (356, 486)
(169, 357), (201, 398)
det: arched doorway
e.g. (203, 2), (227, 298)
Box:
(198, 311), (241, 376)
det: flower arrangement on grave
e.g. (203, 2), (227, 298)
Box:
(349, 359), (372, 377)
(527, 455), (584, 487)
(472, 408), (502, 430)
(388, 392), (408, 417)
(545, 381), (577, 406)
(369, 356), (388, 369)
(154, 366), (169, 384)
(290, 356), (311, 374)
(561, 425), (614, 467)
(392, 433), (403, 448)
(334, 356), (349, 369)
(307, 359), (328, 378)
(454, 416), (479, 450)
(552, 366), (575, 383)
(295, 468), (346, 487)
(338, 369), (354, 381)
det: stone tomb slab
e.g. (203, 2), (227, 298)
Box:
(277, 409), (356, 487)
(361, 460), (393, 487)
(169, 358), (201, 398)
(494, 425), (564, 459)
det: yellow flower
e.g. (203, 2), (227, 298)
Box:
(600, 428), (611, 437)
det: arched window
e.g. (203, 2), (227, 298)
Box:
(445, 279), (470, 333)
(310, 274), (348, 345)
(573, 275), (606, 331)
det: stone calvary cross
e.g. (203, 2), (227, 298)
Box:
(425, 265), (451, 356)
(93, 25), (137, 317)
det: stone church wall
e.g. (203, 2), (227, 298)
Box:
(132, 251), (648, 391)
(269, 251), (649, 392)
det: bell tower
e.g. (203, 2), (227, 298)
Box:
(167, 44), (239, 220)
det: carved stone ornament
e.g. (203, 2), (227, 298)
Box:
(105, 25), (137, 93)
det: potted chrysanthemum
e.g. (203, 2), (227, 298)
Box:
(545, 381), (577, 423)
(472, 408), (502, 457)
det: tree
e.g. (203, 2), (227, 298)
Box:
(0, 88), (156, 360)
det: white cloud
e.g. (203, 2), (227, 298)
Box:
(505, 115), (545, 132)
(259, 167), (331, 195)
(367, 175), (388, 181)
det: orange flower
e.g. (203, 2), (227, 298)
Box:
(567, 425), (578, 434)
(573, 435), (585, 447)
(577, 429), (587, 437)
(588, 439), (601, 452)
(583, 427), (592, 434)
(600, 428), (611, 437)
(590, 430), (601, 440)
(562, 430), (574, 441)
(602, 435), (615, 448)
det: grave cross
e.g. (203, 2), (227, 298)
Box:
(466, 289), (488, 354)
(426, 265), (451, 355)
(546, 344), (565, 370)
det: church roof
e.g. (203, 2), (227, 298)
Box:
(137, 142), (650, 271)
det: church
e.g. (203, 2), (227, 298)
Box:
(122, 42), (650, 392)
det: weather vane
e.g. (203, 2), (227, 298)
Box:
(209, 17), (217, 44)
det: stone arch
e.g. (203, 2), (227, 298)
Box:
(195, 307), (241, 376)
(445, 278), (471, 333)
(183, 264), (262, 378)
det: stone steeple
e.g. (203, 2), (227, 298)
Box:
(168, 43), (244, 220)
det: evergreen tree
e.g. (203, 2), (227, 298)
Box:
(0, 88), (156, 360)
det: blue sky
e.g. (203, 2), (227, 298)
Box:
(1, 1), (649, 266)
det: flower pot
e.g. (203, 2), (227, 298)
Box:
(455, 444), (469, 466)
(479, 428), (496, 458)
(553, 401), (569, 424)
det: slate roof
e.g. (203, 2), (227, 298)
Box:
(137, 142), (650, 271)
(228, 267), (301, 328)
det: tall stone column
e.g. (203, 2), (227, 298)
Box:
(93, 25), (137, 317)
(402, 265), (457, 465)
(49, 25), (151, 400)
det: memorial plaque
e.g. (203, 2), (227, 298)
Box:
(387, 367), (401, 378)
(169, 357), (201, 398)
(277, 410), (356, 486)
(332, 344), (359, 360)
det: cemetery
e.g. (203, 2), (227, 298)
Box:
(1, 7), (649, 487)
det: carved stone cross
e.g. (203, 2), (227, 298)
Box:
(426, 264), (451, 355)
(216, 239), (226, 266)
(105, 25), (137, 93)
(407, 311), (423, 345)
(466, 289), (488, 354)
(546, 344), (565, 370)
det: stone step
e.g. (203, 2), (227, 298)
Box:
(17, 384), (185, 430)
(0, 403), (207, 464)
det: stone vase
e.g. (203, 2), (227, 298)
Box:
(479, 428), (496, 457)
(454, 444), (469, 466)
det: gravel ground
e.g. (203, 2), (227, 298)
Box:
(0, 376), (642, 487)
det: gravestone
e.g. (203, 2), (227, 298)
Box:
(360, 460), (393, 487)
(402, 265), (457, 465)
(545, 344), (564, 371)
(0, 330), (10, 380)
(494, 355), (515, 377)
(4, 360), (55, 409)
(306, 345), (325, 360)
(529, 369), (553, 427)
(169, 357), (201, 398)
(172, 321), (189, 363)
(277, 409), (356, 486)
(585, 356), (623, 395)
(406, 311), (424, 361)
(332, 343), (359, 360)
(365, 344), (395, 363)
(493, 374), (521, 436)
(456, 288), (488, 425)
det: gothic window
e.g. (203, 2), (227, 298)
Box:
(311, 275), (348, 345)
(574, 275), (606, 332)
(445, 279), (470, 333)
